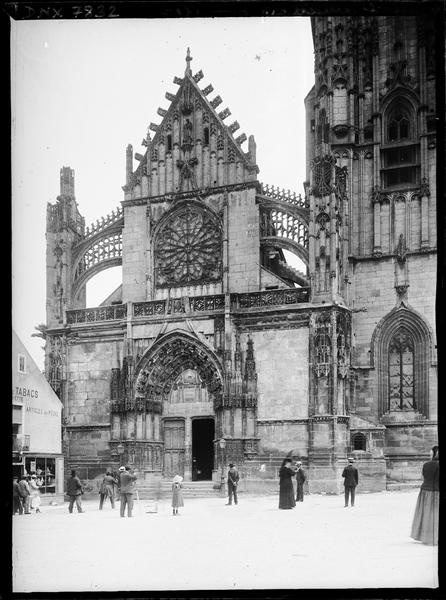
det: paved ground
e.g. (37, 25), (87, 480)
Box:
(12, 489), (437, 592)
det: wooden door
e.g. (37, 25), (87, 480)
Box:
(163, 419), (185, 477)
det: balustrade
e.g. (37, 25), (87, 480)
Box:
(232, 288), (310, 309)
(84, 206), (123, 239)
(259, 182), (309, 208)
(66, 304), (127, 324)
(66, 289), (309, 326)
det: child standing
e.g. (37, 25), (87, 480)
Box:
(171, 474), (184, 516)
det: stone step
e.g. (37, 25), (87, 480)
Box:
(386, 482), (421, 491)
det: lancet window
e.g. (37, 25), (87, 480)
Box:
(388, 328), (415, 411)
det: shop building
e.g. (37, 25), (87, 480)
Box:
(12, 330), (64, 504)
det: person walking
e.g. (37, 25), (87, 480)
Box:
(13, 476), (24, 515)
(66, 469), (84, 513)
(171, 474), (184, 516)
(279, 458), (296, 509)
(29, 474), (42, 513)
(342, 457), (359, 507)
(410, 445), (439, 546)
(99, 471), (119, 510)
(18, 475), (31, 514)
(119, 465), (137, 518)
(226, 463), (240, 506)
(295, 461), (306, 502)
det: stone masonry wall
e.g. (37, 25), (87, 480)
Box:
(227, 187), (259, 292)
(249, 327), (309, 421)
(122, 204), (147, 302)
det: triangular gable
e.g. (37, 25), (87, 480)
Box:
(128, 50), (258, 194)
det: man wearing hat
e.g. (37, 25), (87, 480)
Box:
(66, 469), (84, 513)
(118, 465), (137, 517)
(342, 457), (359, 507)
(294, 461), (306, 502)
(226, 463), (240, 506)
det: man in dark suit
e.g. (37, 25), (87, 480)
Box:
(119, 465), (137, 517)
(295, 461), (306, 502)
(226, 463), (240, 505)
(342, 457), (359, 507)
(66, 469), (84, 513)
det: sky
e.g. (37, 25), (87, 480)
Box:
(11, 17), (315, 370)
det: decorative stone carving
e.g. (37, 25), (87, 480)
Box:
(313, 314), (331, 378)
(311, 155), (336, 197)
(154, 205), (222, 287)
(395, 233), (407, 264)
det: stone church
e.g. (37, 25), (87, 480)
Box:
(44, 15), (437, 493)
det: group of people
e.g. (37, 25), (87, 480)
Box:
(14, 446), (438, 546)
(278, 458), (308, 509)
(12, 473), (43, 515)
(278, 446), (439, 546)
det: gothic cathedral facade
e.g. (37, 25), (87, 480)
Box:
(44, 16), (437, 493)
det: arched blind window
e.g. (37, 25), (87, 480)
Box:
(388, 328), (415, 410)
(387, 105), (411, 142)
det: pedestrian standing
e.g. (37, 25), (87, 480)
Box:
(99, 471), (118, 510)
(342, 457), (359, 507)
(29, 474), (42, 513)
(18, 475), (31, 514)
(119, 465), (137, 518)
(171, 474), (184, 516)
(13, 476), (23, 515)
(295, 461), (306, 502)
(226, 463), (240, 506)
(279, 458), (296, 509)
(410, 445), (439, 546)
(66, 469), (84, 513)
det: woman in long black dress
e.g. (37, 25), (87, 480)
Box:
(410, 445), (439, 545)
(279, 458), (296, 509)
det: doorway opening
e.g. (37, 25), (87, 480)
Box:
(192, 418), (214, 480)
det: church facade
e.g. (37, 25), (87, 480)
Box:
(44, 15), (437, 493)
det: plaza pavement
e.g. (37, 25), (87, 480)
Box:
(12, 489), (438, 592)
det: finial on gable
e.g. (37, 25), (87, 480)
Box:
(185, 47), (192, 74)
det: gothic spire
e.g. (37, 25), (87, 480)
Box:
(185, 47), (192, 75)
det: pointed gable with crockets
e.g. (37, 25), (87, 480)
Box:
(123, 48), (259, 200)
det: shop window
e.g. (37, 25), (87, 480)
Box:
(24, 457), (56, 494)
(352, 432), (367, 451)
(18, 354), (26, 373)
(388, 328), (415, 411)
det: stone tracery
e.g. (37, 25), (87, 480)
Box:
(154, 205), (222, 287)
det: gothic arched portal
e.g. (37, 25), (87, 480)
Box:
(134, 331), (224, 478)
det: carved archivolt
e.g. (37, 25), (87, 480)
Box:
(134, 331), (223, 400)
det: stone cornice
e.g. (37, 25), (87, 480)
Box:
(257, 419), (308, 425)
(348, 248), (437, 263)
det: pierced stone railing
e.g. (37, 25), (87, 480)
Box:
(231, 288), (310, 309)
(133, 294), (225, 317)
(133, 300), (166, 317)
(84, 206), (123, 239)
(66, 304), (127, 324)
(189, 294), (225, 312)
(259, 182), (308, 208)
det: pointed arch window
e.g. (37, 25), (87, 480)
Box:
(387, 106), (410, 142)
(388, 328), (415, 410)
(382, 98), (419, 189)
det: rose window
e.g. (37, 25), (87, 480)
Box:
(154, 205), (222, 287)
